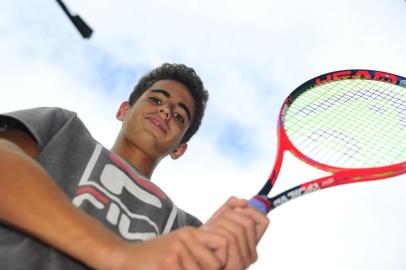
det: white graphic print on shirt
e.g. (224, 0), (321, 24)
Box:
(72, 144), (178, 241)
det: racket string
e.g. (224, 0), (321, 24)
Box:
(321, 83), (404, 167)
(318, 82), (402, 165)
(284, 78), (406, 168)
(289, 81), (366, 166)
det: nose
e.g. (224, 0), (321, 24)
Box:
(158, 104), (172, 120)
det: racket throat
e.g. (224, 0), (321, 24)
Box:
(264, 145), (287, 194)
(258, 180), (273, 196)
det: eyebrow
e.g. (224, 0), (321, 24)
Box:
(150, 89), (192, 121)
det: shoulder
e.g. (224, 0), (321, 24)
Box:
(1, 107), (78, 125)
(0, 107), (82, 154)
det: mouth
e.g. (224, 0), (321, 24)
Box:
(146, 115), (169, 134)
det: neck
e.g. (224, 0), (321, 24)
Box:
(111, 135), (160, 179)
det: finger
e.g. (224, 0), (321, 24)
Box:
(224, 208), (258, 264)
(224, 196), (249, 208)
(204, 225), (244, 270)
(178, 228), (225, 270)
(155, 234), (199, 270)
(208, 197), (248, 223)
(178, 245), (202, 270)
(237, 207), (270, 241)
(194, 230), (228, 267)
(208, 214), (250, 267)
(227, 209), (258, 262)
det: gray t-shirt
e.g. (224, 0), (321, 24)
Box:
(0, 107), (201, 270)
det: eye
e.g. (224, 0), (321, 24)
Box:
(174, 112), (185, 124)
(149, 96), (162, 105)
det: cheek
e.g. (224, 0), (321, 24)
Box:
(122, 111), (140, 130)
(174, 123), (190, 138)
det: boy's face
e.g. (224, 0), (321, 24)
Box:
(118, 79), (195, 159)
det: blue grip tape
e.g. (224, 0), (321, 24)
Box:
(248, 197), (269, 214)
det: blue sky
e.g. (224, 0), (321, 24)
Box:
(1, 0), (406, 269)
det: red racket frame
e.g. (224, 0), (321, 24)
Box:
(249, 69), (406, 214)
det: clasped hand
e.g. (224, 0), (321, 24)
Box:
(107, 197), (269, 270)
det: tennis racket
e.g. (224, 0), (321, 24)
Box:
(248, 69), (406, 214)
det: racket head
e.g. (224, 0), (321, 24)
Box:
(281, 69), (406, 173)
(251, 69), (406, 214)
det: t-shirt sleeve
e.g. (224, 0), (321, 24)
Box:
(0, 107), (77, 151)
(173, 208), (202, 229)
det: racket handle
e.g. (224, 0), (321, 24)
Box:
(248, 195), (272, 214)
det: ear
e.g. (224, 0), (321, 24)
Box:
(170, 143), (188, 160)
(116, 101), (130, 121)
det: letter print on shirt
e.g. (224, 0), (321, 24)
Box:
(72, 144), (178, 241)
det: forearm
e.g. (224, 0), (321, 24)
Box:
(0, 140), (124, 270)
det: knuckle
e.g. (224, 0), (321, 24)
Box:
(169, 240), (184, 253)
(176, 226), (195, 239)
(182, 226), (196, 234)
(264, 217), (270, 226)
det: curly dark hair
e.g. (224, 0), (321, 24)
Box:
(129, 63), (209, 144)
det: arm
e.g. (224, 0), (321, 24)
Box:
(0, 132), (117, 268)
(0, 131), (227, 270)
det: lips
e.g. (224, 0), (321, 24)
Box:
(146, 115), (169, 134)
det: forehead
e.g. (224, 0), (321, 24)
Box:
(144, 80), (195, 113)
